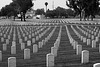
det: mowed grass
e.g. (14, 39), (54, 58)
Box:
(0, 19), (100, 67)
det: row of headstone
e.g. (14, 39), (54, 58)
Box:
(79, 26), (100, 45)
(1, 26), (56, 59)
(65, 25), (73, 44)
(71, 25), (98, 48)
(65, 25), (91, 64)
(79, 25), (99, 40)
(46, 26), (62, 67)
(23, 27), (57, 59)
(4, 23), (57, 66)
(8, 26), (57, 67)
(0, 26), (57, 67)
(0, 25), (43, 42)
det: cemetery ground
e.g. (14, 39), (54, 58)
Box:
(0, 19), (100, 67)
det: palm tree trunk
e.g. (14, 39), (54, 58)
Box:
(46, 6), (47, 12)
(80, 12), (82, 21)
(20, 12), (23, 21)
(13, 16), (15, 21)
(23, 13), (26, 21)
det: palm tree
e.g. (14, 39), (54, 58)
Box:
(45, 2), (48, 12)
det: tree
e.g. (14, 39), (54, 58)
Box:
(0, 2), (19, 20)
(9, 2), (19, 20)
(66, 0), (99, 21)
(13, 0), (33, 21)
(66, 9), (75, 17)
(45, 7), (69, 18)
(35, 9), (45, 15)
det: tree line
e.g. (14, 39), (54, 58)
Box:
(35, 7), (75, 18)
(0, 0), (100, 21)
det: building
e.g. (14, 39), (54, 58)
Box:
(25, 8), (35, 19)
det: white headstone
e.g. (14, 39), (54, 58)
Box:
(8, 57), (16, 67)
(81, 36), (83, 41)
(76, 45), (82, 55)
(81, 50), (89, 63)
(46, 53), (54, 67)
(29, 35), (31, 39)
(33, 44), (38, 53)
(13, 36), (16, 41)
(21, 43), (25, 50)
(95, 37), (98, 42)
(51, 47), (57, 57)
(19, 39), (22, 44)
(94, 32), (97, 36)
(11, 45), (16, 54)
(88, 34), (91, 38)
(32, 38), (35, 43)
(93, 63), (100, 67)
(42, 40), (45, 46)
(24, 48), (30, 59)
(25, 37), (27, 41)
(3, 44), (7, 51)
(1, 37), (4, 42)
(8, 35), (10, 39)
(87, 39), (90, 45)
(23, 34), (25, 37)
(54, 42), (59, 49)
(32, 33), (34, 37)
(73, 41), (77, 49)
(36, 36), (39, 41)
(12, 41), (16, 46)
(27, 40), (31, 46)
(38, 42), (42, 48)
(83, 37), (86, 43)
(0, 51), (2, 61)
(6, 39), (9, 44)
(92, 40), (96, 48)
(39, 34), (41, 38)
(92, 35), (94, 40)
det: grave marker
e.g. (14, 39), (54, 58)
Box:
(33, 44), (38, 53)
(87, 39), (90, 45)
(11, 45), (16, 54)
(21, 43), (25, 50)
(76, 45), (82, 55)
(51, 47), (57, 57)
(24, 48), (30, 59)
(92, 40), (96, 48)
(8, 57), (16, 67)
(93, 63), (100, 67)
(81, 50), (89, 63)
(0, 51), (2, 61)
(46, 53), (54, 67)
(3, 44), (7, 51)
(27, 40), (31, 46)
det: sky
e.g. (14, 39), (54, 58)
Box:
(0, 0), (68, 10)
